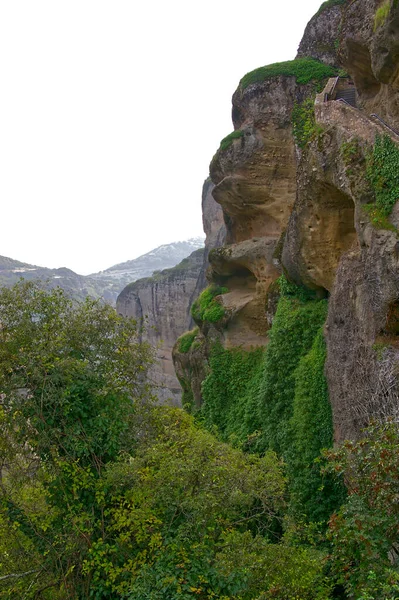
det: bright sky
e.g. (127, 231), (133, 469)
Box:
(0, 0), (323, 275)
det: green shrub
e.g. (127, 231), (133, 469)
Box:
(366, 134), (399, 216)
(178, 327), (199, 353)
(362, 203), (398, 233)
(239, 58), (337, 90)
(191, 285), (228, 324)
(292, 99), (319, 148)
(374, 0), (390, 30)
(219, 129), (244, 152)
(324, 421), (399, 598)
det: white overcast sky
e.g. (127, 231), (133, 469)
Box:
(0, 0), (323, 275)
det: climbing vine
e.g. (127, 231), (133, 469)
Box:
(366, 134), (399, 216)
(201, 344), (264, 444)
(292, 98), (319, 149)
(199, 277), (340, 523)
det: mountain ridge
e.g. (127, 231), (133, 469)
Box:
(0, 237), (205, 304)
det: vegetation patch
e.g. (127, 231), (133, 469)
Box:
(178, 327), (199, 353)
(374, 0), (390, 30)
(324, 421), (399, 597)
(201, 344), (265, 444)
(219, 129), (244, 152)
(239, 58), (337, 90)
(340, 138), (362, 165)
(362, 203), (398, 233)
(191, 285), (228, 323)
(200, 276), (341, 523)
(292, 98), (321, 149)
(366, 134), (399, 216)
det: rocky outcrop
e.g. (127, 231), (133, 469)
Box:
(299, 0), (399, 128)
(282, 83), (399, 440)
(297, 1), (342, 66)
(117, 183), (225, 405)
(117, 249), (205, 405)
(174, 0), (399, 443)
(207, 74), (325, 343)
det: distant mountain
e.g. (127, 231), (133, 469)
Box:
(0, 238), (205, 304)
(90, 238), (205, 283)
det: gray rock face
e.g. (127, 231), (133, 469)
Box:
(296, 3), (342, 66)
(116, 182), (225, 404)
(117, 249), (205, 405)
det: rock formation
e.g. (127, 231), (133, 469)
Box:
(173, 0), (399, 444)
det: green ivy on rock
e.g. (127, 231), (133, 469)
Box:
(201, 344), (265, 444)
(289, 330), (346, 522)
(199, 277), (341, 523)
(367, 134), (399, 216)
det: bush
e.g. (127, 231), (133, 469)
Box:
(191, 285), (228, 324)
(324, 421), (399, 598)
(178, 327), (199, 353)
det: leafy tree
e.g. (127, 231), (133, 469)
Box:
(84, 408), (330, 600)
(0, 281), (331, 599)
(324, 421), (399, 599)
(0, 281), (153, 598)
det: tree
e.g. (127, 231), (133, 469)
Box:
(0, 281), (331, 599)
(324, 421), (399, 599)
(0, 281), (153, 598)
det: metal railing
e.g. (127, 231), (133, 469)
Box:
(329, 76), (340, 100)
(370, 113), (399, 138)
(334, 99), (399, 139)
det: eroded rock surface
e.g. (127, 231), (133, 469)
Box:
(117, 249), (205, 405)
(174, 0), (399, 441)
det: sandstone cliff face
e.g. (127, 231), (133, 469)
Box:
(117, 183), (224, 405)
(208, 76), (321, 345)
(281, 0), (399, 441)
(339, 0), (399, 125)
(282, 89), (399, 441)
(174, 0), (399, 442)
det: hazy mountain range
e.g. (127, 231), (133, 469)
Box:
(0, 237), (205, 304)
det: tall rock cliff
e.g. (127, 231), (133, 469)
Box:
(173, 0), (399, 519)
(117, 181), (225, 404)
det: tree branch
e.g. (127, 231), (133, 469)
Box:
(0, 569), (38, 581)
